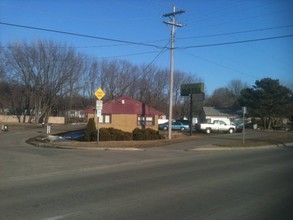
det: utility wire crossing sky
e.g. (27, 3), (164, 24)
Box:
(1, 0), (292, 94)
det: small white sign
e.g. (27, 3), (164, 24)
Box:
(97, 109), (102, 117)
(96, 100), (103, 110)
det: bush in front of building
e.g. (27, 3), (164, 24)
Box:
(85, 126), (162, 142)
(99, 127), (132, 141)
(98, 128), (111, 141)
(84, 118), (97, 141)
(132, 128), (162, 140)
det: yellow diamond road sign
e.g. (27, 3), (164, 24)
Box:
(95, 88), (105, 100)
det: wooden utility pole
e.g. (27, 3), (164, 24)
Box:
(163, 6), (185, 140)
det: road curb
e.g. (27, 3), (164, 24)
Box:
(30, 141), (145, 151)
(190, 142), (293, 151)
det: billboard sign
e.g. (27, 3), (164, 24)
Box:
(181, 83), (204, 96)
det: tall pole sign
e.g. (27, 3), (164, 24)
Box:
(94, 88), (105, 144)
(181, 83), (204, 96)
(181, 83), (205, 136)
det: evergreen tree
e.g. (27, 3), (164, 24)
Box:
(84, 118), (96, 141)
(239, 78), (293, 129)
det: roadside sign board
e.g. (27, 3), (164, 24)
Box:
(95, 88), (105, 100)
(96, 100), (103, 110)
(96, 109), (102, 117)
(94, 88), (105, 144)
(181, 83), (204, 96)
(96, 100), (103, 117)
(242, 106), (247, 114)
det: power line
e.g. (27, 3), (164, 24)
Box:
(95, 50), (161, 59)
(0, 21), (163, 49)
(117, 42), (169, 95)
(1, 21), (293, 51)
(179, 50), (256, 79)
(179, 34), (293, 49)
(76, 24), (293, 48)
(177, 24), (293, 40)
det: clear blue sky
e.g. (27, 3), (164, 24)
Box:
(1, 0), (292, 95)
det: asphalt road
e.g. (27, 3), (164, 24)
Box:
(1, 128), (293, 220)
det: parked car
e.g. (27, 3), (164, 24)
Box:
(195, 120), (236, 134)
(176, 119), (190, 126)
(159, 121), (190, 131)
(234, 121), (257, 132)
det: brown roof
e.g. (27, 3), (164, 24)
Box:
(102, 96), (164, 115)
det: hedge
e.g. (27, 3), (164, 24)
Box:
(84, 125), (162, 142)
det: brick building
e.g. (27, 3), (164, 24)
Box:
(86, 96), (165, 132)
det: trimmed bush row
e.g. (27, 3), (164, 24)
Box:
(84, 119), (163, 141)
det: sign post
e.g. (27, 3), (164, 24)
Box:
(94, 88), (105, 144)
(242, 107), (246, 145)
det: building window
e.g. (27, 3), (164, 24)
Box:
(137, 115), (154, 126)
(104, 115), (111, 123)
(99, 115), (111, 124)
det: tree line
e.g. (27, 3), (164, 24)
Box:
(1, 40), (292, 129)
(0, 40), (201, 123)
(205, 78), (293, 129)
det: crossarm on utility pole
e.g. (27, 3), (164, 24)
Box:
(162, 6), (185, 140)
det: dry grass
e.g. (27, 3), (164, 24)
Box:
(49, 132), (207, 149)
(215, 131), (293, 147)
(4, 122), (293, 149)
(48, 131), (293, 149)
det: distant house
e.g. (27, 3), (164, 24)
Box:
(198, 107), (236, 125)
(66, 110), (85, 119)
(85, 96), (164, 132)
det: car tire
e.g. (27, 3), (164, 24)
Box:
(228, 128), (234, 134)
(180, 127), (185, 131)
(163, 126), (168, 131)
(206, 128), (211, 134)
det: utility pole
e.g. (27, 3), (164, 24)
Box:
(163, 6), (185, 140)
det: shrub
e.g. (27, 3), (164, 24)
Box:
(132, 128), (162, 140)
(99, 128), (111, 141)
(132, 128), (144, 140)
(84, 118), (96, 141)
(99, 127), (132, 141)
(85, 126), (162, 142)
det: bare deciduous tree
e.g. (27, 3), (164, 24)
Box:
(205, 79), (248, 110)
(228, 79), (248, 98)
(81, 59), (100, 105)
(205, 87), (236, 108)
(4, 40), (83, 123)
(1, 39), (206, 122)
(100, 60), (139, 100)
